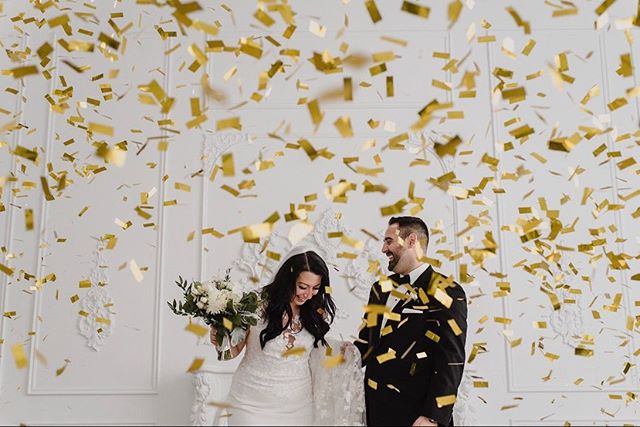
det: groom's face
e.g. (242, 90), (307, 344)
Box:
(382, 224), (404, 272)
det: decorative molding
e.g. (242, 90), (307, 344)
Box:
(202, 132), (251, 175)
(191, 371), (214, 427)
(77, 243), (114, 351)
(453, 368), (477, 427)
(0, 32), (26, 390)
(191, 365), (237, 427)
(27, 33), (167, 395)
(548, 289), (584, 347)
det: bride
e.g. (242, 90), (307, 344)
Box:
(209, 249), (365, 426)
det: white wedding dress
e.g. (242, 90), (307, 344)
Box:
(223, 317), (365, 426)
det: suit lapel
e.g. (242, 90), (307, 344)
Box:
(376, 266), (435, 345)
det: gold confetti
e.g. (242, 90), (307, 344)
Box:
(401, 1), (430, 18)
(129, 259), (144, 283)
(186, 357), (205, 373)
(436, 394), (456, 408)
(334, 115), (353, 138)
(185, 322), (209, 337)
(365, 0), (382, 23)
(282, 347), (306, 357)
(376, 348), (396, 364)
(222, 153), (235, 177)
(25, 209), (34, 231)
(88, 122), (114, 137)
(7, 65), (38, 78)
(216, 117), (242, 131)
(12, 343), (28, 369)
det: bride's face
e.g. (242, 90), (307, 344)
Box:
(292, 271), (322, 306)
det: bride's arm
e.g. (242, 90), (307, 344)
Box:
(209, 326), (248, 359)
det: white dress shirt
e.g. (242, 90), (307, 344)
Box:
(381, 263), (430, 331)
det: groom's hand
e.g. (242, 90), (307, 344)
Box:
(413, 416), (437, 426)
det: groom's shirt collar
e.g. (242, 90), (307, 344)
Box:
(400, 262), (430, 286)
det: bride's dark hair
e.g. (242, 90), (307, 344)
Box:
(259, 250), (336, 349)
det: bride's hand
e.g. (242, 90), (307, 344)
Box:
(340, 342), (352, 357)
(209, 326), (220, 347)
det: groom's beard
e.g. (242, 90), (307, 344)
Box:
(386, 252), (398, 271)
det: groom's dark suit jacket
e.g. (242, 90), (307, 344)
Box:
(354, 266), (467, 426)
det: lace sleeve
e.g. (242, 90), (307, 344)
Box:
(309, 338), (366, 426)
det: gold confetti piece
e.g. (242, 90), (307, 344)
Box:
(221, 153), (235, 177)
(79, 279), (91, 288)
(61, 60), (91, 73)
(436, 394), (456, 408)
(7, 65), (38, 78)
(185, 322), (209, 337)
(129, 259), (144, 283)
(473, 381), (489, 388)
(448, 319), (463, 336)
(595, 0), (617, 15)
(98, 32), (120, 50)
(239, 38), (263, 59)
(56, 360), (70, 376)
(365, 0), (382, 23)
(175, 182), (191, 192)
(448, 0), (463, 28)
(25, 209), (34, 231)
(434, 135), (462, 157)
(12, 343), (28, 369)
(187, 357), (205, 373)
(367, 378), (378, 390)
(401, 1), (430, 18)
(308, 20), (327, 38)
(433, 288), (453, 308)
(216, 117), (241, 131)
(254, 8), (276, 27)
(425, 330), (440, 343)
(506, 6), (531, 34)
(322, 354), (345, 369)
(282, 347), (306, 357)
(223, 317), (233, 331)
(13, 145), (39, 163)
(477, 35), (496, 43)
(202, 228), (224, 238)
(502, 87), (526, 103)
(0, 262), (14, 276)
(616, 53), (633, 77)
(575, 347), (594, 357)
(369, 63), (387, 76)
(381, 35), (408, 47)
(88, 122), (114, 137)
(334, 115), (353, 138)
(307, 99), (324, 127)
(376, 348), (396, 364)
(607, 97), (628, 111)
(343, 77), (353, 101)
(522, 39), (536, 55)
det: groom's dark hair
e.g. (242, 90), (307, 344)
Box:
(388, 216), (429, 249)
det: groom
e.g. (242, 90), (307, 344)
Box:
(355, 216), (467, 426)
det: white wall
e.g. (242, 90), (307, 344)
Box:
(1, 0), (639, 424)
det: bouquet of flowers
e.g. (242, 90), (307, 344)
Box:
(168, 270), (260, 360)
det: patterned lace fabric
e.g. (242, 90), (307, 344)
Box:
(309, 338), (366, 426)
(226, 317), (315, 425)
(224, 317), (366, 426)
